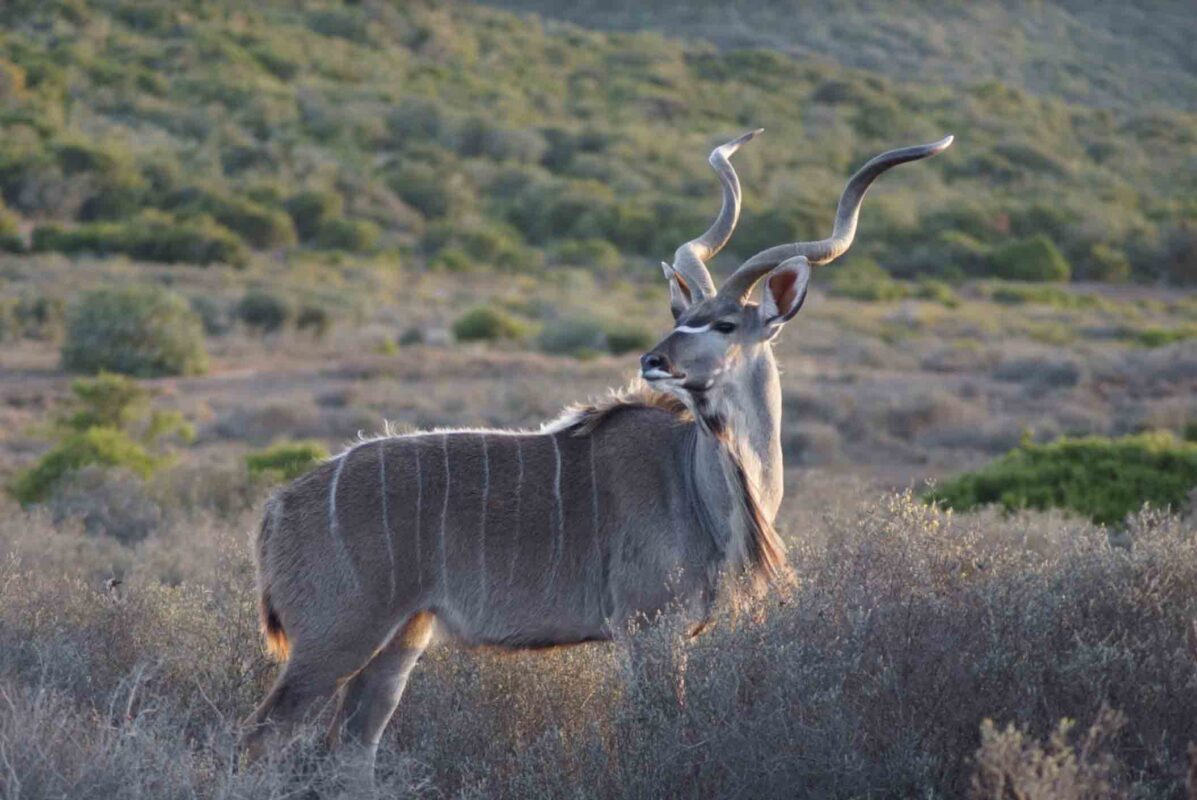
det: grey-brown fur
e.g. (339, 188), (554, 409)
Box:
(242, 131), (951, 781)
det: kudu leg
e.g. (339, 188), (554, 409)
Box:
(241, 632), (388, 763)
(326, 611), (436, 774)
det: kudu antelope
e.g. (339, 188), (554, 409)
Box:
(243, 130), (953, 774)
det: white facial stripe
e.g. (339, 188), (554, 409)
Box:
(674, 323), (711, 334)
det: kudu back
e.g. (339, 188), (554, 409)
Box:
(243, 130), (952, 775)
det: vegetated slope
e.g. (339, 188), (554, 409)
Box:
(482, 0), (1197, 113)
(0, 0), (1193, 283)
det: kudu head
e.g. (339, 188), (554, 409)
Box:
(641, 131), (953, 409)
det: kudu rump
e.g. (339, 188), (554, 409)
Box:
(243, 130), (953, 771)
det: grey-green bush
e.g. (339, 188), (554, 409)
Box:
(61, 285), (208, 377)
(237, 289), (293, 334)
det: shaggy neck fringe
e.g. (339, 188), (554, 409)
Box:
(548, 381), (789, 589)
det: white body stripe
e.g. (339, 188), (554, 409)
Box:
(378, 441), (396, 603)
(674, 323), (712, 334)
(327, 446), (360, 589)
(439, 434), (451, 601)
(509, 438), (523, 585)
(413, 444), (422, 589)
(545, 434), (564, 595)
(479, 434), (489, 610)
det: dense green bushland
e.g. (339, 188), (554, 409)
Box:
(0, 1), (1192, 282)
(926, 432), (1197, 525)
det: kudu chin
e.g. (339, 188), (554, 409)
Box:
(242, 128), (952, 777)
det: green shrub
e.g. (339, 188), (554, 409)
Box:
(295, 303), (331, 338)
(989, 235), (1072, 282)
(538, 317), (605, 358)
(246, 439), (329, 483)
(315, 218), (380, 253)
(236, 289), (292, 333)
(987, 283), (1104, 309)
(32, 213), (249, 267)
(925, 432), (1197, 525)
(10, 427), (159, 505)
(170, 189), (296, 249)
(285, 189), (344, 240)
(1087, 243), (1131, 282)
(827, 258), (908, 301)
(1131, 325), (1197, 348)
(0, 201), (23, 252)
(61, 285), (208, 377)
(914, 279), (959, 307)
(604, 322), (653, 355)
(452, 306), (530, 342)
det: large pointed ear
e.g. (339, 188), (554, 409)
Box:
(758, 255), (811, 336)
(661, 261), (693, 320)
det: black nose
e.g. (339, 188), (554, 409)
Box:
(640, 352), (671, 374)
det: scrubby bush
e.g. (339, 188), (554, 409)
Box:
(61, 285), (208, 377)
(604, 322), (654, 355)
(32, 212), (249, 267)
(989, 235), (1072, 282)
(925, 432), (1197, 525)
(537, 316), (605, 358)
(285, 189), (344, 240)
(246, 439), (329, 483)
(237, 289), (293, 333)
(11, 372), (193, 509)
(295, 303), (332, 338)
(451, 306), (530, 342)
(988, 282), (1104, 309)
(827, 258), (907, 301)
(315, 217), (380, 253)
(10, 427), (158, 506)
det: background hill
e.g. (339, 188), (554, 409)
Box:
(0, 0), (1194, 284)
(487, 0), (1197, 113)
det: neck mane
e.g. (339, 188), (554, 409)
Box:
(544, 380), (790, 590)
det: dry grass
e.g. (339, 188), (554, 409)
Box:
(2, 487), (1197, 798)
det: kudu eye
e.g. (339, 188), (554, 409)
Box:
(712, 321), (737, 334)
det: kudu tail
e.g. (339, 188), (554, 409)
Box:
(256, 499), (290, 661)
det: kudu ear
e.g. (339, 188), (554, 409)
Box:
(758, 256), (811, 337)
(661, 261), (693, 320)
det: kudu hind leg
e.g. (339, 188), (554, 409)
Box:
(241, 633), (388, 761)
(327, 611), (436, 757)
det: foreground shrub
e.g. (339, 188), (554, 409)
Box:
(989, 234), (1072, 282)
(451, 306), (529, 342)
(61, 285), (208, 377)
(246, 440), (329, 483)
(925, 432), (1197, 525)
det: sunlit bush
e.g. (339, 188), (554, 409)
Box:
(925, 432), (1197, 525)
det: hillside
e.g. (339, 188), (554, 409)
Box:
(485, 0), (1197, 113)
(0, 0), (1194, 286)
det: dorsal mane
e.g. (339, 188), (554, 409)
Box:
(542, 381), (691, 437)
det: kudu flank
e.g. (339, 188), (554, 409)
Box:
(243, 130), (953, 777)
